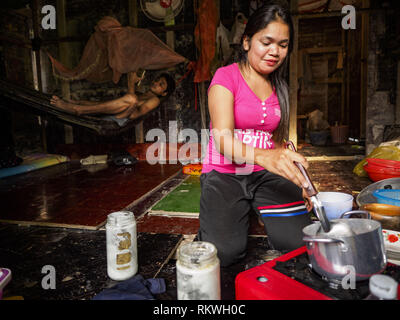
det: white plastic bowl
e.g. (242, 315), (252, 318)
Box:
(316, 192), (354, 221)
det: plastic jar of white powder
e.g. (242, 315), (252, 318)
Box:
(176, 241), (220, 300)
(106, 211), (137, 281)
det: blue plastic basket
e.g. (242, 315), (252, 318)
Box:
(373, 189), (400, 206)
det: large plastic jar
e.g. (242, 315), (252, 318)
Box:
(365, 274), (398, 300)
(176, 241), (220, 300)
(106, 211), (138, 281)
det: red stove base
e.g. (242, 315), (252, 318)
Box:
(235, 246), (400, 300)
(235, 246), (332, 300)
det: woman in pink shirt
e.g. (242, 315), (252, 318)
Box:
(198, 2), (313, 266)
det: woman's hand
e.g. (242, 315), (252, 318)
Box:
(255, 148), (310, 189)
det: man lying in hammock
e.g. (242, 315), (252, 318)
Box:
(50, 71), (175, 126)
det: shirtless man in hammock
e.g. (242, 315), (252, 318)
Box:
(50, 71), (175, 122)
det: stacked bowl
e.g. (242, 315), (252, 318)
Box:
(363, 158), (400, 182)
(357, 178), (400, 233)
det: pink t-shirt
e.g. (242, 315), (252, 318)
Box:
(202, 63), (281, 174)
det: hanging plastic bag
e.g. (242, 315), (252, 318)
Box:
(210, 22), (232, 75)
(216, 22), (232, 63)
(230, 12), (247, 45)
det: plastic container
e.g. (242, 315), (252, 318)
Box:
(364, 165), (400, 182)
(308, 130), (329, 146)
(366, 158), (400, 169)
(106, 211), (138, 281)
(365, 274), (398, 300)
(176, 241), (221, 300)
(356, 178), (400, 207)
(330, 125), (349, 144)
(316, 192), (354, 220)
(364, 164), (400, 173)
(373, 189), (400, 207)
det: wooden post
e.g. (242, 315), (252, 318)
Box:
(128, 0), (144, 143)
(397, 61), (400, 124)
(30, 0), (42, 91)
(199, 82), (207, 130)
(289, 0), (299, 148)
(56, 0), (74, 144)
(128, 0), (138, 27)
(346, 25), (350, 126)
(56, 0), (70, 99)
(341, 29), (346, 125)
(166, 31), (175, 50)
(360, 0), (369, 139)
(215, 0), (220, 25)
(31, 0), (47, 151)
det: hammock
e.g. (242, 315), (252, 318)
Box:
(0, 79), (152, 136)
(0, 18), (188, 135)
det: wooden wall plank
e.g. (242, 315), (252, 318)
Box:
(289, 0), (299, 147)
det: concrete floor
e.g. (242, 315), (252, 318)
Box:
(0, 142), (372, 300)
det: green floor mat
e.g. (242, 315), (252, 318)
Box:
(150, 176), (201, 216)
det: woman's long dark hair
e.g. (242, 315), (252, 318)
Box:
(238, 1), (294, 144)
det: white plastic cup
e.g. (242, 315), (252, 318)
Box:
(316, 192), (354, 220)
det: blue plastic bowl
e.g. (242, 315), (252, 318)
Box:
(373, 189), (400, 206)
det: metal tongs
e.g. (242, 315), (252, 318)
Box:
(285, 141), (331, 232)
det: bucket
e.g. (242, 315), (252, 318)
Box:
(331, 125), (349, 144)
(309, 130), (328, 146)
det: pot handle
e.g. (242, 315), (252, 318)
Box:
(340, 210), (371, 219)
(303, 236), (345, 244)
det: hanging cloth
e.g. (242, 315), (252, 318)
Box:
(193, 0), (218, 83)
(47, 16), (187, 84)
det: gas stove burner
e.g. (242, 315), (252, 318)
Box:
(307, 266), (341, 289)
(316, 272), (347, 290)
(235, 246), (400, 300)
(307, 261), (376, 291)
(261, 250), (284, 262)
(319, 274), (352, 290)
(327, 280), (340, 290)
(307, 265), (349, 290)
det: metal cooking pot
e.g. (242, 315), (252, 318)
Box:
(302, 210), (387, 283)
